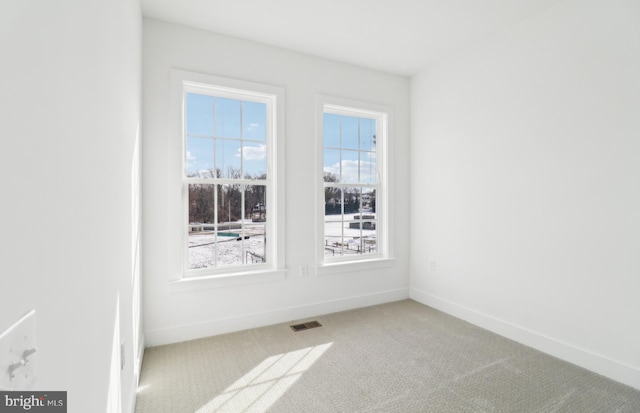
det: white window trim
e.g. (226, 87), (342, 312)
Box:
(315, 95), (394, 276)
(169, 69), (286, 291)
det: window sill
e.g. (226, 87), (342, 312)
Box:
(169, 268), (287, 293)
(316, 257), (395, 277)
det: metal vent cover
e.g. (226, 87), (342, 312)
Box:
(290, 320), (322, 332)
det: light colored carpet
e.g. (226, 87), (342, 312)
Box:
(134, 300), (640, 412)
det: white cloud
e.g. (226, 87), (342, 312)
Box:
(246, 122), (260, 132)
(324, 160), (375, 183)
(236, 144), (266, 160)
(186, 151), (197, 164)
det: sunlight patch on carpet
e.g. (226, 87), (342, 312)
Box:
(196, 343), (333, 413)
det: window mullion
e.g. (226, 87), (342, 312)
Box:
(240, 101), (244, 178)
(241, 185), (246, 264)
(340, 188), (345, 256)
(214, 183), (218, 266)
(213, 97), (217, 178)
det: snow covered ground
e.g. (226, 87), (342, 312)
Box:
(324, 213), (377, 257)
(188, 222), (266, 269)
(188, 213), (377, 268)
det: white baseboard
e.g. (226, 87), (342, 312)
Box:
(145, 288), (409, 347)
(410, 288), (640, 390)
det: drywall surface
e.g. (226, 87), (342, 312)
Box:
(410, 0), (640, 388)
(0, 0), (141, 411)
(142, 19), (411, 345)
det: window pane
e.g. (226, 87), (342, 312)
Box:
(323, 113), (341, 148)
(242, 143), (267, 179)
(341, 116), (359, 149)
(245, 223), (266, 263)
(186, 137), (214, 178)
(216, 184), (244, 267)
(356, 215), (377, 255)
(218, 184), (242, 225)
(341, 150), (359, 183)
(245, 185), (266, 263)
(360, 151), (376, 184)
(216, 139), (241, 178)
(355, 187), (377, 255)
(346, 208), (377, 256)
(188, 184), (215, 224)
(345, 218), (377, 255)
(343, 187), (360, 215)
(245, 185), (266, 223)
(362, 224), (377, 254)
(186, 93), (214, 136)
(325, 186), (343, 256)
(323, 148), (341, 182)
(360, 118), (376, 151)
(362, 189), (376, 213)
(216, 237), (243, 267)
(324, 220), (344, 257)
(324, 186), (341, 215)
(215, 97), (241, 138)
(243, 101), (266, 141)
(188, 236), (216, 269)
(188, 183), (216, 269)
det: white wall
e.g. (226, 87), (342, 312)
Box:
(142, 18), (411, 346)
(0, 1), (141, 411)
(410, 0), (640, 389)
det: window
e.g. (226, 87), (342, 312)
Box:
(317, 97), (390, 270)
(172, 70), (285, 285)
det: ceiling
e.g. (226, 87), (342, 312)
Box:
(141, 0), (562, 76)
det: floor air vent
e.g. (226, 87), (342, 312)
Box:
(290, 321), (322, 332)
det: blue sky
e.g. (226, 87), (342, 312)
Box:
(185, 93), (267, 178)
(323, 113), (376, 184)
(185, 95), (377, 183)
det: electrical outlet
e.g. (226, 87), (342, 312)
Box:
(300, 265), (309, 277)
(0, 310), (37, 390)
(429, 259), (436, 272)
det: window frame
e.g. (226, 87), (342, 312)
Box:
(315, 95), (393, 275)
(170, 70), (286, 291)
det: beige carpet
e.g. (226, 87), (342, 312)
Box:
(135, 300), (640, 412)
